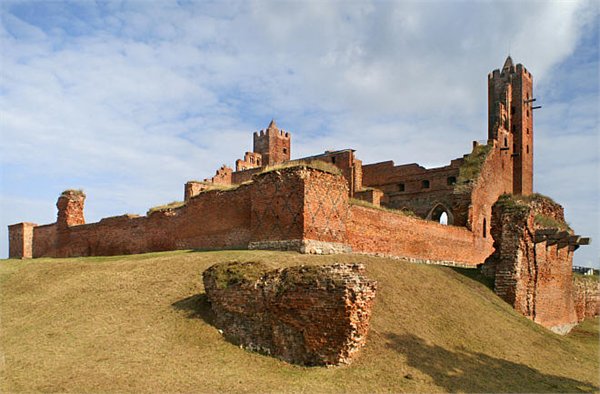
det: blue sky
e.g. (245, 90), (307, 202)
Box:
(1, 0), (598, 267)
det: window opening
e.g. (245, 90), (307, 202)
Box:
(398, 183), (405, 192)
(439, 212), (448, 225)
(422, 180), (430, 189)
(428, 203), (453, 225)
(447, 176), (456, 186)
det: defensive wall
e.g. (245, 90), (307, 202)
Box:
(10, 166), (491, 266)
(481, 194), (590, 334)
(573, 276), (600, 322)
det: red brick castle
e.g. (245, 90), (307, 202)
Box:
(8, 57), (595, 333)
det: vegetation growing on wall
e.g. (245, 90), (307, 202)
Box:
(350, 198), (416, 217)
(206, 261), (271, 289)
(534, 214), (570, 231)
(259, 160), (343, 176)
(61, 189), (86, 198)
(457, 143), (493, 185)
(147, 201), (186, 215)
(495, 193), (571, 231)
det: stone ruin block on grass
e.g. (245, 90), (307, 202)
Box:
(203, 261), (377, 366)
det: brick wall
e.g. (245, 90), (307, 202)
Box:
(482, 196), (578, 334)
(249, 167), (350, 253)
(203, 262), (377, 366)
(347, 205), (490, 266)
(249, 169), (306, 244)
(22, 167), (352, 258)
(32, 224), (57, 257)
(30, 185), (253, 258)
(302, 150), (362, 196)
(468, 142), (513, 240)
(573, 276), (600, 322)
(8, 222), (36, 258)
(56, 190), (86, 229)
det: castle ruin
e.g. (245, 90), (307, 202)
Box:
(8, 57), (595, 333)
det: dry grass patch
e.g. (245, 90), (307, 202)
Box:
(1, 251), (598, 393)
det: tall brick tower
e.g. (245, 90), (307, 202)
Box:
(253, 120), (291, 166)
(488, 56), (534, 195)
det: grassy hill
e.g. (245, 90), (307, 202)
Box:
(1, 250), (598, 393)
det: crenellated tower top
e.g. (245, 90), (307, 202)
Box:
(253, 119), (291, 166)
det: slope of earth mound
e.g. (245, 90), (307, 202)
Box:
(1, 250), (598, 393)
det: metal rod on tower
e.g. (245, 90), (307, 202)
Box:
(532, 105), (542, 110)
(524, 98), (537, 103)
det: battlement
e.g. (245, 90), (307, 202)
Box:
(252, 119), (291, 166)
(253, 129), (291, 139)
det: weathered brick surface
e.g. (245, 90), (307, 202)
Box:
(203, 262), (377, 366)
(7, 222), (36, 258)
(250, 169), (305, 243)
(31, 224), (57, 257)
(361, 160), (463, 221)
(482, 196), (578, 334)
(302, 169), (349, 244)
(253, 120), (290, 166)
(573, 276), (600, 322)
(33, 185), (252, 258)
(467, 142), (512, 240)
(56, 190), (86, 229)
(184, 181), (215, 201)
(488, 61), (534, 195)
(23, 168), (350, 258)
(347, 205), (490, 266)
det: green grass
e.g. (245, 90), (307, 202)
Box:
(147, 200), (187, 214)
(205, 261), (271, 289)
(61, 188), (86, 197)
(495, 194), (572, 231)
(534, 214), (571, 231)
(1, 250), (598, 393)
(259, 159), (343, 176)
(457, 143), (493, 185)
(350, 198), (416, 217)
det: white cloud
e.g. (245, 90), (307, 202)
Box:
(0, 0), (597, 266)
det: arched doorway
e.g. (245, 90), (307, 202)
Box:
(427, 203), (454, 225)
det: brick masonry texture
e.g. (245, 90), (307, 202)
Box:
(347, 205), (491, 265)
(8, 57), (592, 334)
(203, 262), (377, 366)
(573, 276), (600, 322)
(482, 196), (580, 334)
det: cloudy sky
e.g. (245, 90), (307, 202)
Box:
(1, 0), (598, 267)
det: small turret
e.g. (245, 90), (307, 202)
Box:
(253, 119), (291, 166)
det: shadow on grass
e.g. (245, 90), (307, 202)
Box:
(450, 266), (495, 290)
(385, 332), (597, 393)
(171, 293), (215, 326)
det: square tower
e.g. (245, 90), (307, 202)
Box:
(488, 56), (534, 195)
(253, 120), (291, 166)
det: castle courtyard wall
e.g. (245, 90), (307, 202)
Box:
(30, 185), (253, 258)
(347, 205), (490, 266)
(573, 276), (600, 322)
(32, 223), (58, 257)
